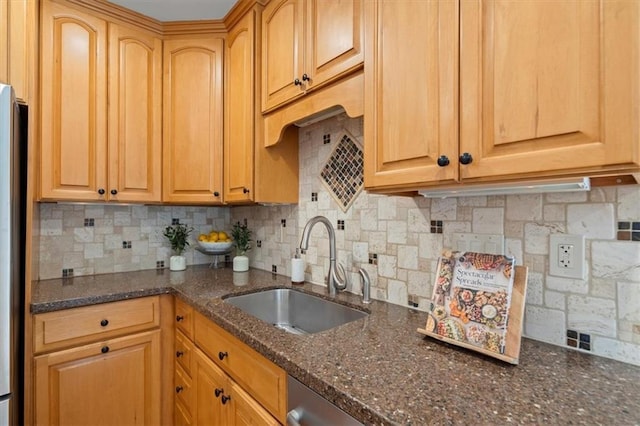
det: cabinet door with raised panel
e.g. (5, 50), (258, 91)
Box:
(306, 0), (363, 89)
(228, 381), (279, 426)
(224, 10), (255, 203)
(194, 349), (227, 425)
(163, 37), (224, 204)
(40, 0), (107, 201)
(261, 0), (304, 112)
(108, 23), (162, 202)
(34, 330), (161, 425)
(459, 0), (640, 181)
(364, 0), (458, 190)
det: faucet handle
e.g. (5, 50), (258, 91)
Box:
(358, 268), (371, 304)
(333, 262), (349, 291)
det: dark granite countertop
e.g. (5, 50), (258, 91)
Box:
(32, 265), (640, 425)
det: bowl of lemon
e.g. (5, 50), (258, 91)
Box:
(197, 230), (233, 253)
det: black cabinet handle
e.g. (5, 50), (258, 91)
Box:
(100, 319), (109, 327)
(175, 386), (183, 393)
(221, 395), (231, 405)
(98, 188), (105, 195)
(242, 187), (250, 194)
(176, 351), (183, 358)
(437, 155), (450, 167)
(302, 73), (310, 82)
(176, 315), (184, 322)
(294, 78), (302, 86)
(213, 191), (220, 197)
(214, 388), (223, 398)
(218, 351), (228, 361)
(459, 152), (473, 165)
(101, 346), (109, 354)
(110, 189), (118, 195)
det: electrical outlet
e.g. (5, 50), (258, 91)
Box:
(549, 234), (585, 279)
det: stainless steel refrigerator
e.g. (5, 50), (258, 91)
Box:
(0, 83), (26, 425)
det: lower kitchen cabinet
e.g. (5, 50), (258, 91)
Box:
(33, 330), (161, 425)
(32, 296), (167, 425)
(173, 298), (286, 425)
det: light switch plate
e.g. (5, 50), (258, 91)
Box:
(452, 233), (505, 255)
(549, 234), (586, 279)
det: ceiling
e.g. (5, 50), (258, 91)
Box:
(107, 0), (238, 22)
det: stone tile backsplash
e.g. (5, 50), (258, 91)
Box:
(37, 113), (640, 366)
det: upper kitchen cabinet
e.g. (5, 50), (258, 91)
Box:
(0, 0), (37, 103)
(224, 6), (298, 204)
(365, 0), (640, 192)
(163, 37), (224, 204)
(107, 24), (162, 202)
(40, 0), (163, 202)
(364, 0), (458, 189)
(40, 1), (108, 201)
(261, 0), (363, 113)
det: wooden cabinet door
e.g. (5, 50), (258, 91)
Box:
(306, 0), (363, 88)
(261, 0), (305, 111)
(459, 0), (640, 181)
(364, 0), (458, 190)
(40, 1), (108, 201)
(108, 23), (162, 202)
(194, 349), (227, 425)
(163, 37), (224, 204)
(224, 10), (255, 203)
(0, 0), (35, 103)
(34, 330), (161, 425)
(228, 381), (279, 426)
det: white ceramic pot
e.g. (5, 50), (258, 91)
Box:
(170, 255), (186, 271)
(233, 255), (249, 272)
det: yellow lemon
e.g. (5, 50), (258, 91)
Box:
(198, 234), (208, 242)
(209, 233), (219, 242)
(218, 231), (228, 241)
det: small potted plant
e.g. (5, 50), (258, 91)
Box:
(230, 222), (252, 272)
(163, 222), (194, 271)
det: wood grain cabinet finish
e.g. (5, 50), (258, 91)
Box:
(40, 0), (162, 202)
(224, 7), (299, 204)
(261, 0), (363, 112)
(0, 0), (36, 102)
(162, 37), (224, 204)
(365, 0), (640, 191)
(32, 297), (164, 425)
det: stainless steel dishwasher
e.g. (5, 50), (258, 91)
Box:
(287, 376), (363, 425)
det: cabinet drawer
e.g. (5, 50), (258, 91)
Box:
(175, 297), (194, 339)
(174, 363), (194, 414)
(33, 296), (160, 353)
(175, 329), (194, 376)
(194, 311), (287, 422)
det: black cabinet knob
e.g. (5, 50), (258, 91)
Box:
(242, 187), (250, 194)
(101, 346), (109, 354)
(176, 351), (184, 358)
(214, 388), (223, 398)
(302, 73), (310, 82)
(98, 188), (106, 195)
(175, 386), (183, 393)
(294, 78), (302, 86)
(176, 315), (184, 322)
(221, 395), (231, 405)
(213, 191), (220, 197)
(100, 319), (109, 327)
(110, 189), (118, 195)
(218, 351), (228, 361)
(437, 155), (450, 167)
(459, 152), (473, 165)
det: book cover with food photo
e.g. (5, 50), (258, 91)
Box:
(425, 251), (516, 356)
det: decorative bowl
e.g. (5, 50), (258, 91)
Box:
(197, 240), (233, 252)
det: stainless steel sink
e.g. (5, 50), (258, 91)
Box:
(223, 289), (368, 335)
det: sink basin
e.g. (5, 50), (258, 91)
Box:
(223, 289), (368, 335)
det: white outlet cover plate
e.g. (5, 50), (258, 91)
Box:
(549, 234), (586, 279)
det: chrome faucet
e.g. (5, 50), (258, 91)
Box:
(358, 268), (371, 304)
(300, 216), (349, 297)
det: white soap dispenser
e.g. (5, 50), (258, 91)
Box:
(291, 249), (305, 284)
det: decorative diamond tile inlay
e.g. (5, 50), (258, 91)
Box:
(320, 131), (364, 212)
